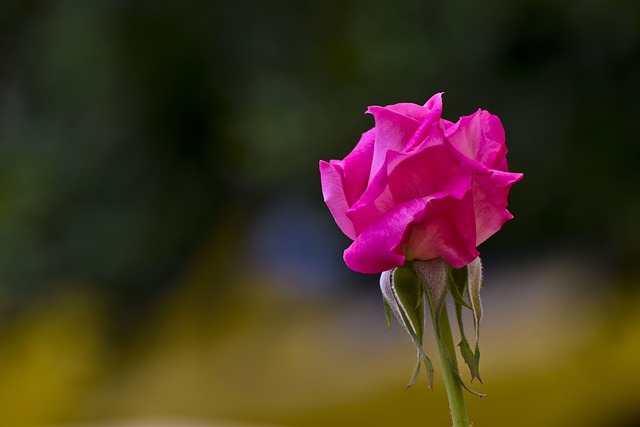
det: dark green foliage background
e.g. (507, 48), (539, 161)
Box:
(1, 0), (639, 301)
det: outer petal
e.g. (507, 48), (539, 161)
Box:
(339, 128), (375, 206)
(442, 122), (523, 245)
(404, 179), (479, 269)
(343, 179), (478, 274)
(343, 198), (430, 274)
(472, 169), (524, 244)
(319, 128), (375, 240)
(320, 160), (356, 239)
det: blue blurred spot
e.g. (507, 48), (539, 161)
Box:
(247, 197), (356, 296)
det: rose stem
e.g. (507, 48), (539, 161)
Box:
(433, 304), (471, 427)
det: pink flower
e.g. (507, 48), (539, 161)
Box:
(320, 93), (523, 274)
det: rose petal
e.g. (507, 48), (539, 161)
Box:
(340, 128), (375, 206)
(405, 179), (479, 269)
(320, 160), (357, 239)
(347, 123), (466, 235)
(366, 105), (421, 181)
(379, 102), (431, 122)
(344, 180), (478, 274)
(404, 98), (444, 151)
(319, 129), (376, 239)
(343, 198), (430, 274)
(387, 124), (467, 202)
(423, 92), (444, 111)
(345, 146), (398, 236)
(472, 169), (524, 244)
(446, 110), (508, 171)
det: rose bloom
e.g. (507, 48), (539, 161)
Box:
(320, 93), (523, 274)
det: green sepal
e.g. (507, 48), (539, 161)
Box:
(392, 266), (425, 339)
(414, 259), (449, 318)
(450, 264), (482, 383)
(383, 298), (393, 329)
(436, 307), (486, 398)
(449, 265), (472, 310)
(405, 355), (421, 390)
(380, 266), (435, 388)
(458, 337), (482, 383)
(415, 259), (485, 397)
(467, 258), (483, 345)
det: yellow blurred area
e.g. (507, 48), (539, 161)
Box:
(0, 237), (638, 427)
(0, 292), (107, 425)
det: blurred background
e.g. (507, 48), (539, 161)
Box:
(0, 0), (639, 426)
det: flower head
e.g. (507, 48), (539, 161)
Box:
(320, 93), (523, 274)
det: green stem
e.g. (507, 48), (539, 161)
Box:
(434, 304), (471, 427)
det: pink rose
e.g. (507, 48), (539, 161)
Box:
(320, 93), (523, 274)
